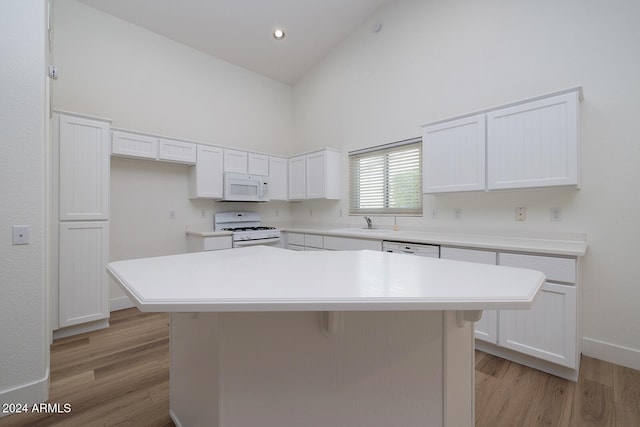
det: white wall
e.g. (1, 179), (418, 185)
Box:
(0, 0), (49, 409)
(52, 0), (295, 304)
(292, 0), (640, 368)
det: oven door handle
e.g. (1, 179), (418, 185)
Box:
(233, 237), (281, 247)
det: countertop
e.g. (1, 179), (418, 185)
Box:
(185, 229), (233, 237)
(107, 246), (545, 312)
(281, 227), (588, 256)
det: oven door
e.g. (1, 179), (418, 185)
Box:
(233, 238), (281, 248)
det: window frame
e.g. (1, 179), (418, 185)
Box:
(348, 137), (423, 216)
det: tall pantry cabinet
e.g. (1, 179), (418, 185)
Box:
(53, 113), (110, 335)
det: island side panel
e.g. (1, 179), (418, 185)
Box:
(170, 311), (447, 427)
(443, 311), (475, 427)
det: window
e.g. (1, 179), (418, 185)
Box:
(349, 138), (422, 216)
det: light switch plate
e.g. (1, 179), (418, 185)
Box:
(12, 225), (30, 245)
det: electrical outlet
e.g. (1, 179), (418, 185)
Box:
(169, 211), (176, 219)
(550, 208), (562, 221)
(431, 208), (438, 220)
(12, 225), (30, 245)
(515, 207), (527, 221)
(201, 209), (206, 218)
(454, 208), (462, 220)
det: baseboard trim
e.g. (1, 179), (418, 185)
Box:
(0, 373), (49, 419)
(110, 295), (134, 312)
(52, 319), (109, 340)
(582, 337), (640, 371)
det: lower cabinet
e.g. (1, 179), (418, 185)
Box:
(58, 221), (109, 328)
(440, 247), (498, 343)
(441, 246), (580, 378)
(186, 234), (233, 252)
(283, 232), (381, 251)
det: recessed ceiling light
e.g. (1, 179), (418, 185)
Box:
(273, 28), (285, 40)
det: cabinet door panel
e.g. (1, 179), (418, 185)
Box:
(288, 156), (306, 200)
(59, 115), (110, 220)
(323, 236), (381, 251)
(498, 282), (577, 368)
(190, 145), (223, 199)
(224, 149), (248, 173)
(112, 131), (158, 159)
(158, 138), (196, 164)
(440, 247), (497, 343)
(487, 91), (579, 189)
(499, 252), (576, 283)
(59, 222), (109, 327)
(248, 153), (269, 176)
(306, 151), (327, 199)
(269, 157), (288, 200)
(423, 114), (486, 193)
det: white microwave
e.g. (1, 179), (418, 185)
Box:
(223, 172), (270, 202)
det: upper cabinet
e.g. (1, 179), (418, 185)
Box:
(422, 87), (581, 193)
(189, 145), (224, 199)
(269, 156), (288, 201)
(57, 114), (110, 221)
(423, 114), (486, 193)
(223, 149), (248, 173)
(248, 153), (269, 176)
(289, 149), (341, 200)
(112, 130), (196, 165)
(487, 91), (579, 190)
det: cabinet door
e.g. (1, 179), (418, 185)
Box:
(112, 131), (158, 159)
(269, 156), (288, 200)
(440, 247), (498, 343)
(58, 222), (109, 327)
(224, 149), (248, 173)
(306, 151), (327, 199)
(288, 155), (306, 200)
(158, 138), (196, 164)
(189, 145), (223, 199)
(422, 114), (486, 193)
(487, 91), (579, 190)
(58, 114), (110, 220)
(498, 282), (577, 368)
(248, 153), (269, 176)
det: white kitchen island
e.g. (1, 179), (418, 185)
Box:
(107, 246), (545, 427)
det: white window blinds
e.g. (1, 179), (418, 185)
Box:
(349, 138), (422, 215)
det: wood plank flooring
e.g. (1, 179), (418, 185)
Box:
(0, 308), (638, 426)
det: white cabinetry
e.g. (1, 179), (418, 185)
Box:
(422, 88), (581, 193)
(112, 131), (196, 165)
(158, 138), (196, 164)
(189, 145), (224, 199)
(269, 156), (288, 200)
(323, 236), (382, 251)
(487, 91), (579, 190)
(288, 155), (306, 200)
(223, 149), (248, 173)
(440, 247), (497, 343)
(187, 234), (233, 252)
(498, 253), (577, 368)
(59, 115), (110, 221)
(112, 131), (157, 160)
(284, 232), (325, 251)
(55, 113), (111, 333)
(58, 222), (109, 327)
(423, 114), (486, 193)
(288, 149), (341, 200)
(248, 153), (269, 176)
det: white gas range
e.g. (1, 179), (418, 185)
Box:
(214, 211), (281, 248)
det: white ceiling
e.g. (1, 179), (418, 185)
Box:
(75, 0), (393, 85)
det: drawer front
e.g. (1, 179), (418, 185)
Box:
(323, 236), (382, 251)
(304, 234), (324, 249)
(287, 233), (305, 246)
(499, 253), (576, 283)
(203, 236), (233, 251)
(288, 244), (305, 251)
(440, 247), (496, 265)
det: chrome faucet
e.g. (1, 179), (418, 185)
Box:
(364, 216), (373, 229)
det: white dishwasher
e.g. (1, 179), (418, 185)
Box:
(382, 241), (440, 258)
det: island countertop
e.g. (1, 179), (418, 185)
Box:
(107, 245), (545, 312)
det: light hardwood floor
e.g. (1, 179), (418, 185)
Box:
(1, 308), (638, 426)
